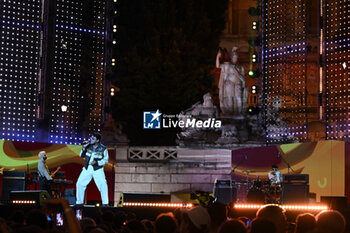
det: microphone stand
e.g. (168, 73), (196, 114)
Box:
(231, 155), (246, 181)
(278, 152), (294, 174)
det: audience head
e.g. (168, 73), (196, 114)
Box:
(315, 210), (346, 233)
(79, 217), (97, 232)
(85, 227), (107, 233)
(15, 225), (46, 233)
(25, 209), (48, 230)
(217, 219), (247, 233)
(155, 212), (178, 233)
(250, 217), (276, 233)
(180, 206), (211, 233)
(113, 211), (127, 230)
(173, 208), (183, 225)
(126, 212), (137, 222)
(256, 204), (287, 233)
(9, 210), (25, 225)
(207, 202), (227, 229)
(237, 216), (250, 226)
(124, 219), (146, 233)
(295, 213), (316, 233)
(141, 219), (155, 233)
(102, 210), (115, 224)
(0, 217), (12, 233)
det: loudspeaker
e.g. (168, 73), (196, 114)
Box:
(247, 189), (265, 203)
(320, 196), (348, 210)
(282, 184), (309, 204)
(213, 180), (236, 204)
(1, 171), (26, 200)
(283, 174), (309, 184)
(10, 190), (50, 206)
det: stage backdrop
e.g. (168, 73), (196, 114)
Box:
(0, 140), (115, 203)
(232, 140), (349, 202)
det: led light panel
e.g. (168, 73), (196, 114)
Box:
(324, 0), (350, 140)
(262, 0), (308, 143)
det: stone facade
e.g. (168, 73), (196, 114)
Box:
(114, 147), (232, 203)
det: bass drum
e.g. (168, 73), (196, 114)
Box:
(247, 188), (265, 204)
(252, 179), (262, 189)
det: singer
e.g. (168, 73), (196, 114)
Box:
(76, 132), (109, 206)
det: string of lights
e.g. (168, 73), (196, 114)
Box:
(123, 202), (194, 208)
(234, 203), (328, 211)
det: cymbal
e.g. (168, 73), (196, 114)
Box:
(239, 180), (253, 183)
(242, 170), (256, 173)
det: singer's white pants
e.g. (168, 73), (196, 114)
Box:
(76, 166), (109, 205)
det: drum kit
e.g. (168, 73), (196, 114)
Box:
(235, 170), (282, 204)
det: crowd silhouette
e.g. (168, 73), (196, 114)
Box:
(0, 198), (348, 233)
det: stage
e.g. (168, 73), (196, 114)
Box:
(0, 140), (349, 211)
(0, 201), (336, 223)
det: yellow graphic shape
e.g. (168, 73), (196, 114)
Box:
(280, 143), (302, 154)
(0, 140), (82, 170)
(318, 177), (327, 189)
(0, 140), (114, 171)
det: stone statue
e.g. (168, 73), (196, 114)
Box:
(216, 47), (248, 116)
(199, 93), (217, 117)
(178, 93), (217, 118)
(176, 93), (219, 142)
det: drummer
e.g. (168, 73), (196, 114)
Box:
(268, 165), (282, 187)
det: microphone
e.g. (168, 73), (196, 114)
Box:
(244, 155), (247, 160)
(82, 140), (90, 145)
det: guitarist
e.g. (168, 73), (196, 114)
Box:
(38, 151), (60, 197)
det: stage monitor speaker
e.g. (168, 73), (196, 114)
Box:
(213, 179), (236, 204)
(10, 190), (50, 206)
(282, 184), (309, 204)
(1, 171), (26, 200)
(320, 196), (348, 210)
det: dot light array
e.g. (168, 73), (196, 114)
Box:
(234, 204), (328, 211)
(323, 0), (350, 140)
(0, 0), (41, 142)
(123, 202), (194, 208)
(12, 200), (36, 205)
(49, 0), (107, 145)
(262, 0), (308, 144)
(87, 0), (106, 138)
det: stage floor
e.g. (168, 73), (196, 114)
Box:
(0, 202), (337, 223)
